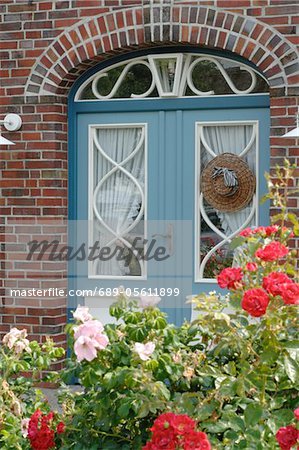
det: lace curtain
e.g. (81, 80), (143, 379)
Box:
(92, 127), (145, 276)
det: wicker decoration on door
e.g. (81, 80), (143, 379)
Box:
(201, 153), (256, 212)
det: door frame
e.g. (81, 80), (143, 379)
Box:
(68, 47), (270, 317)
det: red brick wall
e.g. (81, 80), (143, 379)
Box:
(1, 0), (298, 348)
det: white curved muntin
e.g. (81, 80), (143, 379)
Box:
(199, 194), (227, 241)
(75, 52), (267, 101)
(92, 128), (145, 236)
(200, 123), (256, 160)
(187, 56), (257, 96)
(91, 126), (146, 276)
(199, 129), (218, 159)
(91, 60), (155, 100)
(187, 58), (215, 96)
(198, 194), (256, 278)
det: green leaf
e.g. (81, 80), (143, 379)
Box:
(152, 317), (167, 329)
(244, 403), (263, 427)
(230, 236), (245, 250)
(196, 401), (219, 420)
(284, 355), (299, 384)
(247, 241), (260, 257)
(117, 402), (130, 419)
(227, 414), (246, 432)
(287, 212), (299, 226)
(137, 402), (150, 418)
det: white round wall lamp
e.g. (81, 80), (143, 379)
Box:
(0, 113), (22, 145)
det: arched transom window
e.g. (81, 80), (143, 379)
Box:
(75, 52), (268, 101)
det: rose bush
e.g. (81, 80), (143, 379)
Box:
(182, 162), (299, 449)
(0, 160), (298, 449)
(58, 295), (202, 449)
(186, 222), (298, 449)
(0, 330), (64, 449)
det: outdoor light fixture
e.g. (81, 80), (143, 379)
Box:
(0, 113), (22, 145)
(282, 109), (299, 138)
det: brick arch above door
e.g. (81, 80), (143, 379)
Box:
(24, 4), (299, 100)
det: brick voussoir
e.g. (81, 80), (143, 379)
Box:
(23, 5), (299, 99)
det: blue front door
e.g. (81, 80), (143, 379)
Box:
(69, 96), (270, 325)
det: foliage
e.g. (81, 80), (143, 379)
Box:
(56, 161), (298, 449)
(1, 161), (298, 449)
(0, 329), (64, 450)
(262, 159), (299, 238)
(59, 296), (202, 449)
(182, 161), (299, 449)
(188, 225), (298, 449)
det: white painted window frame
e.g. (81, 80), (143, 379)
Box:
(194, 120), (259, 283)
(88, 123), (148, 280)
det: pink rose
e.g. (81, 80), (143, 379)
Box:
(93, 333), (109, 350)
(73, 305), (92, 322)
(134, 342), (155, 361)
(294, 408), (299, 420)
(14, 339), (31, 354)
(255, 241), (289, 262)
(2, 327), (31, 354)
(262, 272), (292, 296)
(73, 319), (109, 362)
(138, 295), (161, 309)
(74, 335), (98, 362)
(21, 418), (30, 438)
(241, 288), (270, 317)
(217, 267), (243, 290)
(74, 320), (104, 340)
(3, 327), (27, 349)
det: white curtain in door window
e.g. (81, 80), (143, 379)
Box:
(202, 125), (256, 235)
(92, 126), (145, 277)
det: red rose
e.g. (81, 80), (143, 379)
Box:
(276, 425), (299, 450)
(262, 272), (292, 296)
(264, 225), (279, 236)
(253, 225), (279, 236)
(279, 282), (299, 305)
(150, 430), (177, 450)
(239, 228), (253, 237)
(144, 413), (211, 450)
(170, 414), (196, 435)
(183, 430), (211, 450)
(150, 412), (178, 432)
(241, 288), (270, 317)
(217, 267), (243, 290)
(294, 408), (299, 420)
(255, 241), (289, 262)
(56, 421), (65, 434)
(28, 410), (56, 450)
